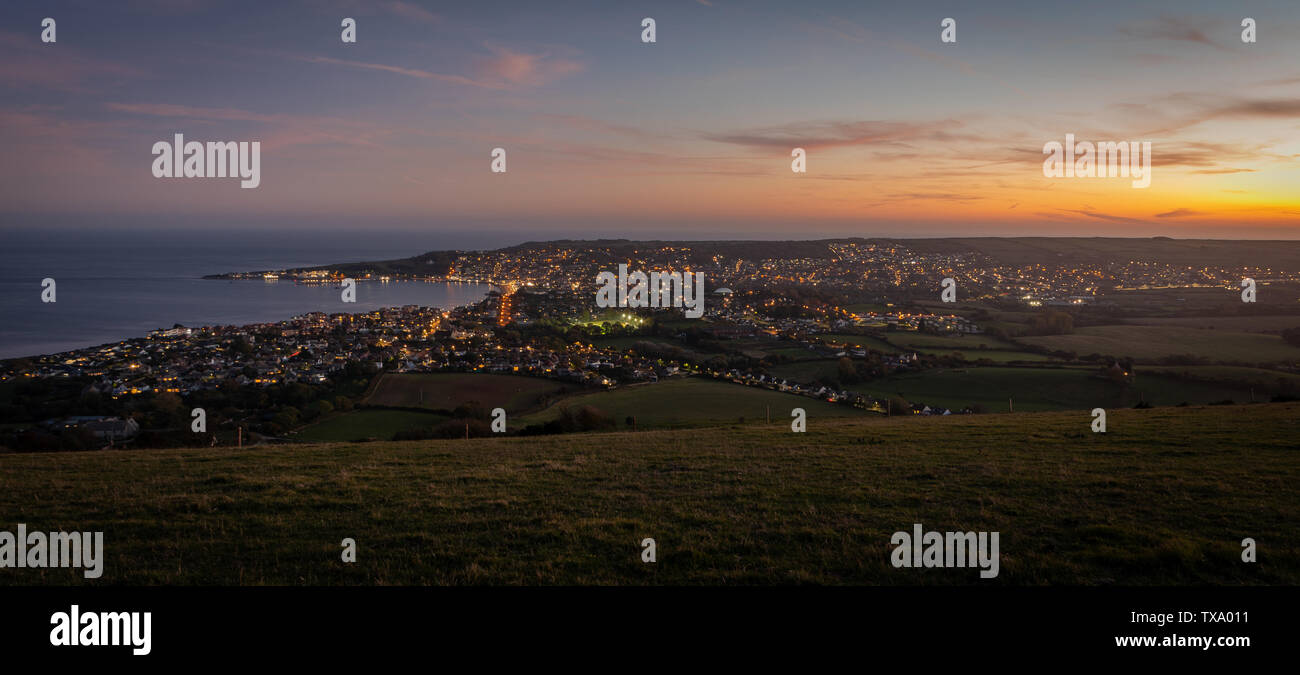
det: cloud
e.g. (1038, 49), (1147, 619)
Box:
(1251, 74), (1300, 88)
(1155, 208), (1203, 218)
(295, 55), (501, 89)
(0, 31), (145, 93)
(701, 119), (958, 151)
(380, 1), (439, 23)
(1190, 168), (1255, 175)
(1119, 16), (1226, 50)
(1149, 140), (1285, 169)
(127, 0), (207, 14)
(328, 0), (439, 22)
(541, 114), (659, 141)
(1115, 91), (1300, 136)
(800, 16), (1029, 98)
(1210, 99), (1300, 119)
(102, 101), (395, 151)
(881, 192), (985, 202)
(1058, 208), (1148, 224)
(106, 102), (280, 123)
(296, 45), (583, 90)
(475, 45), (584, 87)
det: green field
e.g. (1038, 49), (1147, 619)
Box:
(518, 377), (865, 429)
(863, 366), (1257, 412)
(943, 350), (1051, 363)
(761, 346), (820, 360)
(295, 409), (449, 443)
(883, 333), (1049, 362)
(815, 332), (1048, 363)
(815, 334), (900, 352)
(885, 332), (1022, 352)
(1139, 365), (1300, 395)
(588, 337), (703, 359)
(2, 402), (1296, 585)
(768, 359), (846, 382)
(1126, 315), (1300, 333)
(726, 338), (821, 362)
(364, 373), (575, 413)
(1021, 325), (1300, 363)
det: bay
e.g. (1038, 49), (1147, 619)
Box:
(0, 228), (496, 359)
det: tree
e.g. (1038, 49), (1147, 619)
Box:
(232, 337), (254, 356)
(304, 399), (334, 420)
(837, 357), (859, 384)
(1031, 310), (1074, 335)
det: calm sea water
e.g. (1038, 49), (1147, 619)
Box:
(0, 228), (498, 359)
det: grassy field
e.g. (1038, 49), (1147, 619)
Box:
(815, 334), (900, 352)
(1100, 286), (1300, 313)
(517, 377), (866, 429)
(768, 359), (846, 383)
(863, 366), (1257, 412)
(589, 337), (705, 360)
(1021, 325), (1300, 363)
(295, 409), (449, 443)
(1125, 315), (1300, 333)
(1139, 366), (1300, 395)
(883, 333), (1050, 362)
(885, 332), (1023, 352)
(727, 338), (821, 362)
(364, 373), (575, 413)
(1, 403), (1296, 585)
(814, 332), (1048, 363)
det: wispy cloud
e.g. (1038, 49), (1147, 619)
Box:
(1191, 167), (1255, 175)
(1155, 208), (1203, 218)
(541, 114), (659, 141)
(1059, 208), (1148, 224)
(326, 0), (440, 23)
(106, 102), (280, 123)
(295, 55), (501, 88)
(475, 44), (584, 87)
(702, 119), (960, 151)
(295, 44), (583, 89)
(0, 31), (145, 93)
(1119, 16), (1227, 50)
(380, 1), (439, 23)
(103, 101), (395, 150)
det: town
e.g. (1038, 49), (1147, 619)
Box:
(3, 238), (1299, 452)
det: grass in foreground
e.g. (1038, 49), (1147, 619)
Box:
(1, 403), (1296, 585)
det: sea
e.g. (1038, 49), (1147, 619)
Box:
(0, 228), (506, 359)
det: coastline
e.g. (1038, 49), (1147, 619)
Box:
(1, 278), (493, 361)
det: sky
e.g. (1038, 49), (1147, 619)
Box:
(1, 0), (1299, 239)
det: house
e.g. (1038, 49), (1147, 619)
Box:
(82, 417), (140, 442)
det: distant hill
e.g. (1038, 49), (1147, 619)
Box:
(899, 237), (1300, 268)
(212, 237), (1300, 278)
